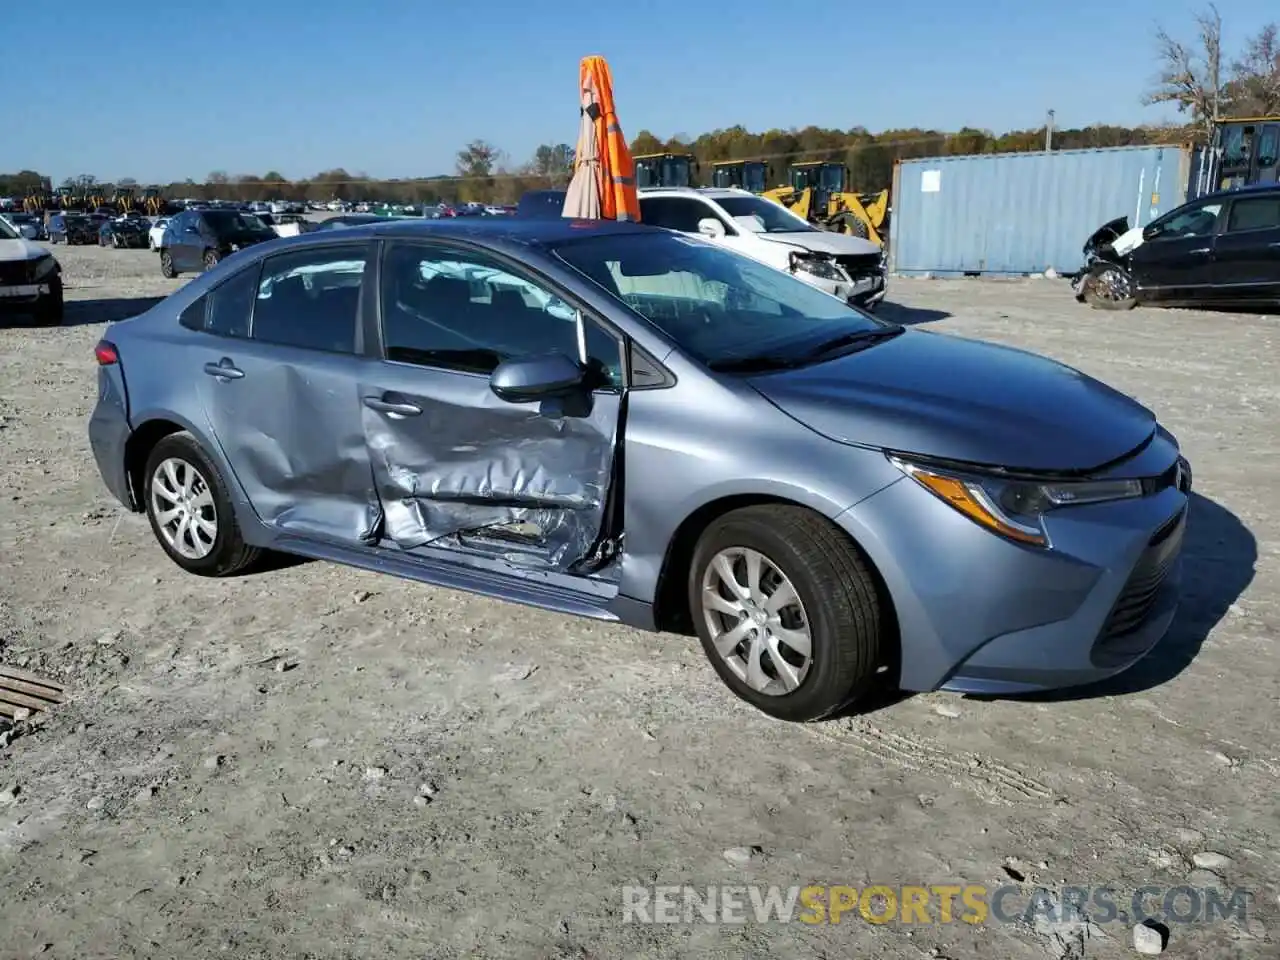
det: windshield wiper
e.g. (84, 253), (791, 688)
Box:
(707, 354), (806, 373)
(798, 326), (904, 361)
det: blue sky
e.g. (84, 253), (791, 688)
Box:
(3, 0), (1274, 184)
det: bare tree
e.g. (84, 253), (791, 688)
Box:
(1230, 23), (1280, 116)
(1144, 3), (1226, 138)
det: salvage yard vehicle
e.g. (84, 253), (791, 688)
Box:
(89, 218), (1192, 722)
(158, 208), (278, 277)
(148, 217), (170, 250)
(762, 162), (890, 245)
(99, 217), (150, 249)
(639, 187), (887, 309)
(0, 215), (63, 325)
(46, 213), (98, 245)
(1076, 183), (1280, 310)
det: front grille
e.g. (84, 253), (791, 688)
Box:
(0, 260), (32, 285)
(834, 253), (882, 278)
(1099, 506), (1186, 640)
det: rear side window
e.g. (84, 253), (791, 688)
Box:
(250, 245), (367, 353)
(183, 265), (259, 338)
(1226, 196), (1280, 233)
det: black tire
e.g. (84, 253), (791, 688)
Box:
(1082, 263), (1137, 311)
(32, 277), (64, 327)
(688, 505), (884, 722)
(202, 248), (220, 270)
(159, 249), (177, 278)
(142, 432), (261, 577)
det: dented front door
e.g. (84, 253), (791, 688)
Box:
(363, 240), (624, 570)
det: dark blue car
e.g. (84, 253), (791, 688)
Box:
(158, 208), (277, 277)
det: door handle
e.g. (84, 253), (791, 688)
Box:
(203, 360), (244, 380)
(1268, 241), (1280, 248)
(363, 396), (422, 417)
(1188, 247), (1211, 255)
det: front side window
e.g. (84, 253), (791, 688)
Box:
(714, 195), (815, 234)
(1225, 196), (1280, 233)
(379, 243), (622, 385)
(553, 231), (888, 372)
(1150, 203), (1222, 240)
(251, 245), (367, 352)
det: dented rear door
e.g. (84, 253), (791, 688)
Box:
(362, 240), (625, 569)
(195, 242), (382, 543)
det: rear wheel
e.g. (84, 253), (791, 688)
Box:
(1082, 263), (1137, 310)
(159, 249), (177, 278)
(688, 505), (884, 722)
(143, 432), (260, 577)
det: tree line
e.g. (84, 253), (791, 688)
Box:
(2, 5), (1275, 207)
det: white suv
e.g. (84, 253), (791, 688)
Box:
(637, 187), (886, 309)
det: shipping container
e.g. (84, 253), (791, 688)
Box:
(888, 144), (1194, 277)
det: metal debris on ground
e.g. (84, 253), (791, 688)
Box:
(0, 666), (65, 719)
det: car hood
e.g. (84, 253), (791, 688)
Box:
(756, 231), (881, 256)
(748, 329), (1156, 472)
(0, 238), (46, 262)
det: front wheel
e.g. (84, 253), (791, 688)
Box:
(688, 505), (884, 722)
(32, 277), (64, 327)
(143, 432), (261, 577)
(1082, 263), (1137, 311)
(159, 249), (177, 278)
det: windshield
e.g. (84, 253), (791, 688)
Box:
(205, 210), (272, 236)
(715, 195), (815, 234)
(0, 217), (17, 240)
(553, 231), (890, 370)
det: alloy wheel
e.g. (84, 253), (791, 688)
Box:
(150, 457), (217, 560)
(700, 547), (813, 695)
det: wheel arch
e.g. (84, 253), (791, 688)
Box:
(651, 494), (900, 662)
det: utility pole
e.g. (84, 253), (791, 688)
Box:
(1045, 109), (1055, 152)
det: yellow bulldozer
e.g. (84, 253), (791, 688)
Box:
(633, 152), (698, 188)
(762, 161), (889, 246)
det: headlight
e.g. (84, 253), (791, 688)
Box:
(888, 455), (1143, 547)
(32, 255), (59, 280)
(792, 255), (847, 282)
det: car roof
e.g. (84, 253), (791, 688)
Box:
(289, 216), (654, 246)
(637, 186), (755, 201)
(1198, 182), (1280, 202)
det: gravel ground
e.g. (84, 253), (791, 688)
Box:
(0, 242), (1277, 960)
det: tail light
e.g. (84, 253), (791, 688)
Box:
(94, 340), (118, 365)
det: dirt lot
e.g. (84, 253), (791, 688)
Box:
(0, 242), (1276, 960)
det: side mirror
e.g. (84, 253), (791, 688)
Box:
(1142, 224), (1159, 241)
(490, 353), (586, 403)
(697, 217), (726, 239)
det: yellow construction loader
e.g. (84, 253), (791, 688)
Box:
(633, 152), (698, 188)
(710, 160), (770, 193)
(762, 161), (889, 246)
(142, 187), (169, 216)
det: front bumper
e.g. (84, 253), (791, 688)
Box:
(801, 270), (887, 308)
(0, 281), (54, 309)
(839, 440), (1190, 694)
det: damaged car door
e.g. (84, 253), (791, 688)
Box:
(1129, 200), (1223, 303)
(363, 240), (625, 570)
(192, 243), (382, 542)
